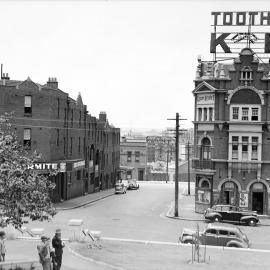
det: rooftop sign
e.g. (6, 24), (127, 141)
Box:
(210, 11), (270, 60)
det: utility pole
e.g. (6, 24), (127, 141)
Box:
(166, 147), (169, 183)
(175, 113), (179, 217)
(187, 141), (191, 196)
(167, 113), (186, 217)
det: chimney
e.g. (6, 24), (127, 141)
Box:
(99, 111), (107, 122)
(47, 77), (58, 89)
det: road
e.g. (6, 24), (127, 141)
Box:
(29, 181), (270, 251)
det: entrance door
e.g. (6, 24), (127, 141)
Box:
(138, 169), (144, 181)
(252, 192), (264, 214)
(224, 191), (230, 204)
(60, 173), (65, 200)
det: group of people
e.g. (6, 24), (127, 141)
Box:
(37, 229), (65, 270)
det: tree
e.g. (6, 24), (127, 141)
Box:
(0, 113), (57, 227)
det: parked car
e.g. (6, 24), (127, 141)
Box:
(115, 182), (127, 194)
(179, 223), (250, 248)
(127, 179), (139, 190)
(204, 204), (259, 226)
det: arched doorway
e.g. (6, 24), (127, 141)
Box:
(220, 181), (239, 205)
(250, 182), (267, 214)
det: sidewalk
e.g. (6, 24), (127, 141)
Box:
(54, 188), (115, 210)
(166, 193), (270, 225)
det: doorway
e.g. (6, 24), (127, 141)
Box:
(138, 169), (144, 181)
(252, 192), (264, 214)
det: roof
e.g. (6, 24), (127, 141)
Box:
(207, 222), (240, 232)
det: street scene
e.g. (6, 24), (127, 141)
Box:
(1, 0), (270, 270)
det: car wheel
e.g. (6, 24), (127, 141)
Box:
(248, 219), (256, 226)
(184, 239), (194, 245)
(228, 243), (240, 248)
(213, 216), (221, 222)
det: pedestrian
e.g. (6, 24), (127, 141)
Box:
(37, 236), (52, 270)
(52, 229), (65, 270)
(0, 231), (6, 262)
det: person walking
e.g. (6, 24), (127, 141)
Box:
(52, 229), (65, 270)
(0, 231), (6, 262)
(37, 236), (52, 270)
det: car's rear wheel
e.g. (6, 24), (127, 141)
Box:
(248, 219), (256, 226)
(213, 216), (221, 222)
(184, 239), (194, 245)
(228, 243), (240, 248)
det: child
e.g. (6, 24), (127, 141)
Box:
(0, 231), (6, 261)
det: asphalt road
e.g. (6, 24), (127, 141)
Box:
(27, 182), (270, 253)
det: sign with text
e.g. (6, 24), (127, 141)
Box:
(197, 94), (215, 105)
(28, 162), (66, 172)
(210, 11), (270, 59)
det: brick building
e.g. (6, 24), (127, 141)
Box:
(192, 48), (270, 214)
(120, 137), (147, 181)
(0, 75), (120, 202)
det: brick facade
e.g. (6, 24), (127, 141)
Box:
(192, 48), (270, 215)
(0, 76), (120, 202)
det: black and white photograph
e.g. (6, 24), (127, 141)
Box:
(0, 0), (270, 269)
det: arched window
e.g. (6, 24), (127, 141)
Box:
(201, 137), (211, 160)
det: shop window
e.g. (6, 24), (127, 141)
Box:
(24, 96), (32, 115)
(197, 190), (210, 203)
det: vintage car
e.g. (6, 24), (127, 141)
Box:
(179, 223), (250, 248)
(127, 179), (139, 190)
(114, 182), (127, 194)
(204, 204), (259, 226)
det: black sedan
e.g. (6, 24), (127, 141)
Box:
(204, 204), (259, 226)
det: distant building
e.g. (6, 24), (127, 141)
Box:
(0, 75), (120, 202)
(120, 137), (147, 180)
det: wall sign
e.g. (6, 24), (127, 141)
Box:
(197, 94), (215, 105)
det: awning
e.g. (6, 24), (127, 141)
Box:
(119, 166), (135, 172)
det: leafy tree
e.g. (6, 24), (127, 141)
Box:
(0, 114), (57, 227)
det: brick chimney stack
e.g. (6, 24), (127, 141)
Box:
(47, 77), (58, 89)
(99, 111), (107, 122)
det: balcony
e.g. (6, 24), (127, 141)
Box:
(192, 159), (214, 170)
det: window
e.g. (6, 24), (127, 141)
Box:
(252, 136), (258, 160)
(135, 151), (140, 162)
(219, 230), (228, 236)
(232, 107), (239, 120)
(232, 136), (239, 142)
(57, 98), (60, 118)
(70, 137), (73, 154)
(77, 170), (81, 180)
(242, 108), (249, 120)
(251, 108), (258, 121)
(78, 137), (81, 153)
(71, 109), (73, 127)
(229, 232), (237, 237)
(64, 137), (66, 154)
(24, 96), (32, 115)
(79, 111), (81, 128)
(232, 144), (238, 159)
(64, 108), (67, 127)
(205, 229), (217, 235)
(127, 151), (132, 162)
(23, 128), (31, 148)
(198, 108), (202, 121)
(203, 108), (207, 121)
(222, 206), (230, 211)
(209, 108), (213, 121)
(56, 129), (59, 146)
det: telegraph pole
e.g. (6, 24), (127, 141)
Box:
(175, 113), (179, 217)
(187, 141), (191, 196)
(167, 112), (186, 217)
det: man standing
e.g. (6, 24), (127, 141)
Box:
(52, 229), (65, 270)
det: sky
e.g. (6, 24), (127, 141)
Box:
(0, 0), (269, 131)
